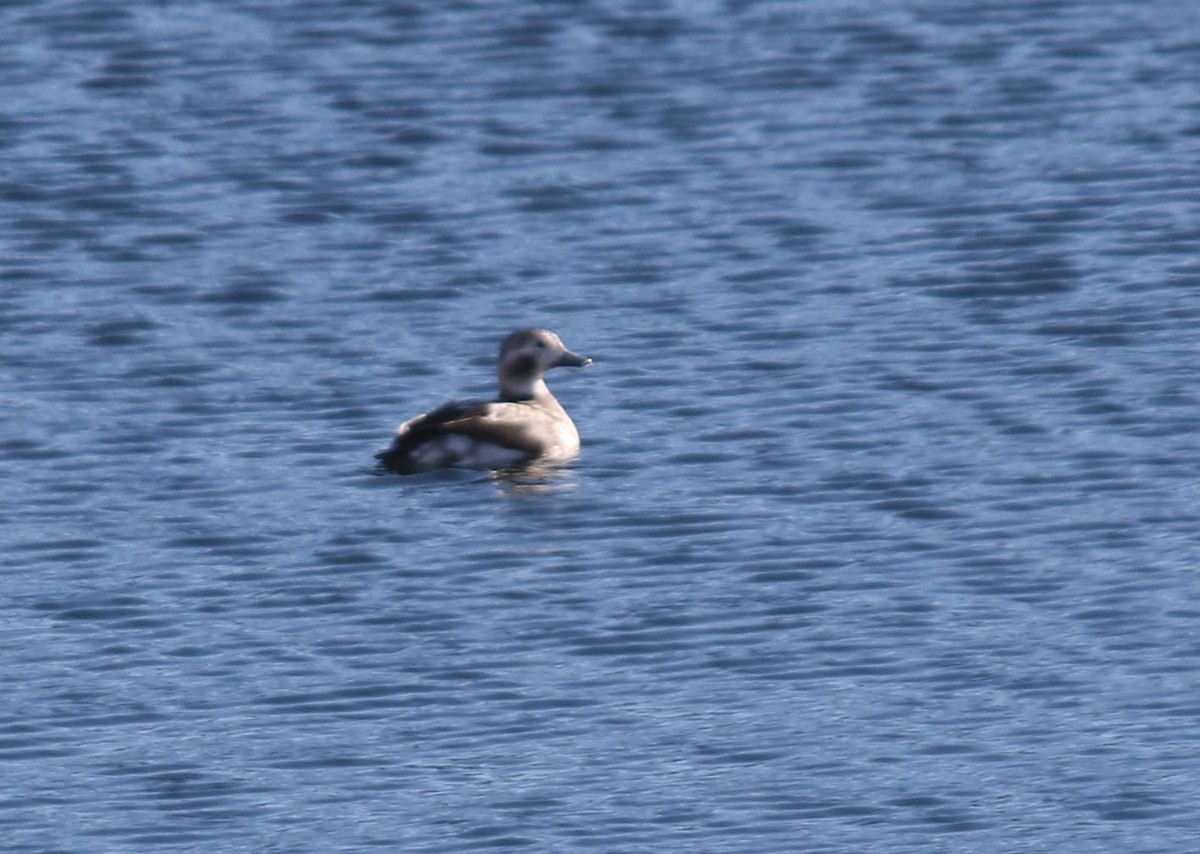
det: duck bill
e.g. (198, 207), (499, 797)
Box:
(554, 349), (592, 368)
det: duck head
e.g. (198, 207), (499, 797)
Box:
(498, 328), (591, 400)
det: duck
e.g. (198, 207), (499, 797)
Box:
(375, 328), (592, 474)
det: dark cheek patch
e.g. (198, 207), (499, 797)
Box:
(510, 354), (536, 375)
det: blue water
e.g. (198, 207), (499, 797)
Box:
(3, 1), (1200, 851)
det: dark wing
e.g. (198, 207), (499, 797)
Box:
(376, 399), (482, 457)
(375, 400), (546, 472)
(397, 399), (485, 440)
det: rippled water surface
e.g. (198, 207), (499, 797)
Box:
(3, 1), (1200, 851)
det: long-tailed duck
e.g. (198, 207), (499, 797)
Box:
(376, 328), (591, 474)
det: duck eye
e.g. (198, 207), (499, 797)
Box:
(535, 340), (546, 348)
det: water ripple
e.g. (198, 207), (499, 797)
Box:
(2, 0), (1200, 851)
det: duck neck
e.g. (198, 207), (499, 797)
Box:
(499, 373), (551, 403)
